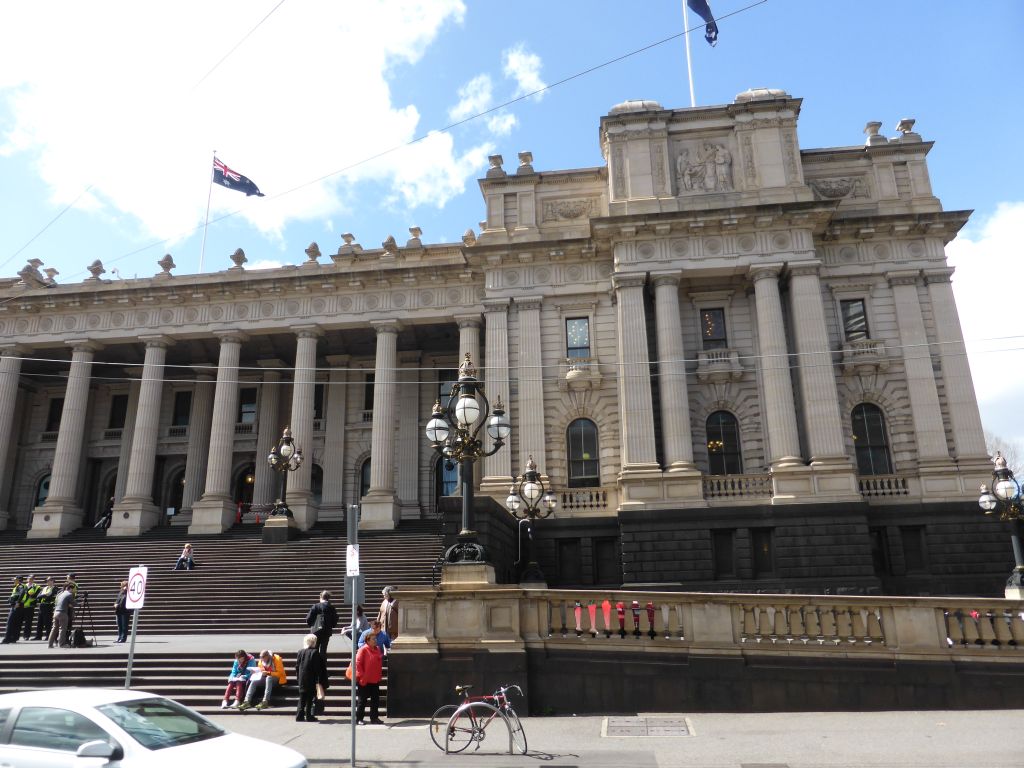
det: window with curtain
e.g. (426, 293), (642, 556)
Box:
(852, 403), (893, 475)
(706, 411), (742, 474)
(840, 299), (869, 341)
(566, 317), (591, 359)
(567, 418), (600, 488)
(700, 308), (728, 350)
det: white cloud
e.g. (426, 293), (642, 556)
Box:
(449, 74), (493, 122)
(486, 112), (518, 136)
(947, 201), (1024, 442)
(0, 1), (470, 244)
(503, 44), (546, 99)
(248, 259), (287, 271)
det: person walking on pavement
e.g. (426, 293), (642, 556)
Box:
(114, 580), (131, 643)
(306, 590), (338, 659)
(294, 634), (322, 722)
(33, 577), (56, 640)
(377, 585), (399, 640)
(20, 575), (40, 641)
(2, 575), (26, 644)
(48, 582), (75, 648)
(354, 631), (384, 725)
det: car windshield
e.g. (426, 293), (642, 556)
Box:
(96, 697), (225, 751)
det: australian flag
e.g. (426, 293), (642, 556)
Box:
(687, 0), (719, 46)
(213, 157), (265, 197)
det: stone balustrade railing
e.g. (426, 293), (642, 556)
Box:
(399, 587), (1024, 655)
(703, 474), (773, 499)
(559, 487), (611, 513)
(858, 474), (910, 496)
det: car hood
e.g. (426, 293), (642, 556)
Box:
(142, 731), (305, 767)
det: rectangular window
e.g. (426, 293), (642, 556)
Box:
(237, 388), (257, 424)
(438, 369), (458, 410)
(45, 398), (64, 432)
(713, 529), (735, 578)
(566, 317), (591, 359)
(700, 308), (728, 350)
(751, 528), (774, 577)
(171, 391), (192, 427)
(900, 526), (927, 573)
(363, 374), (375, 412)
(108, 394), (129, 430)
(840, 299), (869, 342)
(313, 384), (325, 421)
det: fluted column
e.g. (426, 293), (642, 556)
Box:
(652, 275), (696, 469)
(397, 351), (421, 518)
(189, 332), (245, 535)
(889, 271), (950, 465)
(0, 347), (23, 530)
(320, 355), (349, 520)
(516, 298), (548, 473)
(788, 263), (850, 463)
(481, 299), (512, 490)
(361, 321), (400, 529)
(287, 327), (321, 530)
(253, 365), (283, 509)
(613, 276), (659, 475)
(29, 341), (98, 538)
(924, 268), (988, 459)
(110, 336), (171, 535)
(750, 265), (803, 468)
(179, 370), (215, 521)
(455, 315), (481, 374)
(113, 379), (141, 503)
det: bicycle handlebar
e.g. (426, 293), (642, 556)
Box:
(496, 683), (523, 697)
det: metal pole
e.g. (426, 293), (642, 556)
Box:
(1010, 518), (1024, 569)
(347, 504), (359, 766)
(199, 150), (215, 273)
(124, 609), (139, 689)
(460, 458), (474, 536)
(682, 2), (696, 107)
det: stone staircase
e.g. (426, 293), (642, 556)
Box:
(0, 521), (441, 715)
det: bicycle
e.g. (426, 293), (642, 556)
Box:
(428, 683), (527, 755)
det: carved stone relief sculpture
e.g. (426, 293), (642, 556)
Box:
(808, 177), (870, 201)
(675, 141), (733, 194)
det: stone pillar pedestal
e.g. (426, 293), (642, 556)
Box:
(107, 499), (161, 537)
(441, 562), (496, 588)
(26, 503), (85, 539)
(359, 493), (399, 530)
(189, 498), (237, 535)
(262, 515), (299, 543)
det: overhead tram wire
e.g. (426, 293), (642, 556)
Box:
(18, 0), (769, 286)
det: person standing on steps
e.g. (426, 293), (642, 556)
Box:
(354, 631), (384, 725)
(47, 582), (75, 648)
(294, 634), (321, 722)
(2, 575), (26, 644)
(33, 577), (56, 641)
(20, 575), (40, 641)
(306, 590), (338, 659)
(113, 580), (131, 643)
(377, 586), (399, 640)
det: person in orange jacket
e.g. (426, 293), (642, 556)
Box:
(240, 649), (287, 710)
(354, 632), (384, 725)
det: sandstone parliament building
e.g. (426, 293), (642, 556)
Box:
(0, 89), (1006, 596)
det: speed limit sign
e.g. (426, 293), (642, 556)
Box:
(126, 566), (148, 610)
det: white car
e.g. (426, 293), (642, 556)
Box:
(0, 688), (307, 767)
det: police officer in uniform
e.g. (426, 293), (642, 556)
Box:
(33, 577), (56, 641)
(2, 575), (26, 644)
(21, 575), (40, 641)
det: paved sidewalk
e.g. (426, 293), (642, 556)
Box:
(208, 708), (1024, 768)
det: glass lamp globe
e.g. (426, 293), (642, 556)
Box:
(280, 442), (294, 459)
(979, 485), (998, 512)
(267, 452), (277, 467)
(542, 491), (557, 512)
(487, 409), (511, 441)
(426, 416), (450, 443)
(522, 479), (542, 505)
(506, 490), (522, 513)
(455, 393), (481, 428)
(993, 477), (1019, 502)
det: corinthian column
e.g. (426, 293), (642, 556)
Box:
(29, 341), (99, 538)
(110, 336), (171, 536)
(287, 327), (321, 530)
(481, 299), (512, 492)
(516, 298), (547, 472)
(179, 370), (215, 523)
(0, 347), (23, 531)
(614, 276), (659, 472)
(319, 355), (349, 521)
(253, 365), (283, 511)
(190, 332), (245, 535)
(360, 321), (400, 529)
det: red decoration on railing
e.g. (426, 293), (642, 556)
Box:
(574, 601), (583, 637)
(646, 601), (656, 639)
(602, 599), (612, 638)
(631, 600), (641, 638)
(616, 602), (626, 639)
(587, 602), (597, 638)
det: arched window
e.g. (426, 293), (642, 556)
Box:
(35, 474), (51, 507)
(359, 458), (372, 498)
(311, 464), (323, 505)
(706, 411), (742, 475)
(233, 463), (255, 509)
(567, 419), (600, 488)
(852, 403), (893, 475)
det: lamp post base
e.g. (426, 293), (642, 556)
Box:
(519, 560), (547, 588)
(1005, 566), (1024, 600)
(440, 561), (496, 587)
(263, 514), (299, 544)
(443, 534), (487, 565)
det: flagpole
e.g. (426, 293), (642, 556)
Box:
(199, 150), (215, 274)
(683, 2), (697, 107)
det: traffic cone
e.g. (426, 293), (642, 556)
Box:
(255, 512), (261, 524)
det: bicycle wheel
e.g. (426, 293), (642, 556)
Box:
(504, 705), (528, 754)
(428, 705), (461, 752)
(448, 701), (502, 753)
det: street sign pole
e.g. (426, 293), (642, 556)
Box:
(124, 564), (148, 689)
(347, 505), (361, 766)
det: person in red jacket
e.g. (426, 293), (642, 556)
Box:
(354, 632), (384, 725)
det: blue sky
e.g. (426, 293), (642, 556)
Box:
(1, 0), (1022, 445)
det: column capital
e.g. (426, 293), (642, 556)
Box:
(650, 271), (681, 289)
(293, 324), (323, 340)
(371, 320), (402, 335)
(749, 263), (784, 283)
(214, 330), (248, 344)
(138, 334), (175, 349)
(0, 344), (24, 357)
(190, 364), (216, 380)
(786, 260), (822, 279)
(612, 274), (646, 290)
(65, 339), (102, 353)
(886, 269), (921, 287)
(923, 267), (955, 285)
(515, 295), (545, 311)
(482, 297), (511, 312)
(453, 313), (482, 330)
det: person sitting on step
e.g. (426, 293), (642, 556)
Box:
(174, 543), (195, 571)
(221, 649), (256, 709)
(239, 649), (287, 710)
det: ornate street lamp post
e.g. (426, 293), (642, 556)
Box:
(266, 426), (303, 518)
(978, 452), (1024, 598)
(425, 353), (511, 564)
(505, 455), (557, 584)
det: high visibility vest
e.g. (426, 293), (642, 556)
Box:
(22, 584), (40, 608)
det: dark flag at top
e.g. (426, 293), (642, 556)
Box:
(687, 0), (719, 46)
(213, 157), (265, 197)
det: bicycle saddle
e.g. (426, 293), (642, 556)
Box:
(454, 684), (473, 694)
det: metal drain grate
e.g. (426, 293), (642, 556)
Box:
(602, 716), (692, 738)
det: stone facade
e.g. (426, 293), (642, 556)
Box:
(0, 89), (1004, 593)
